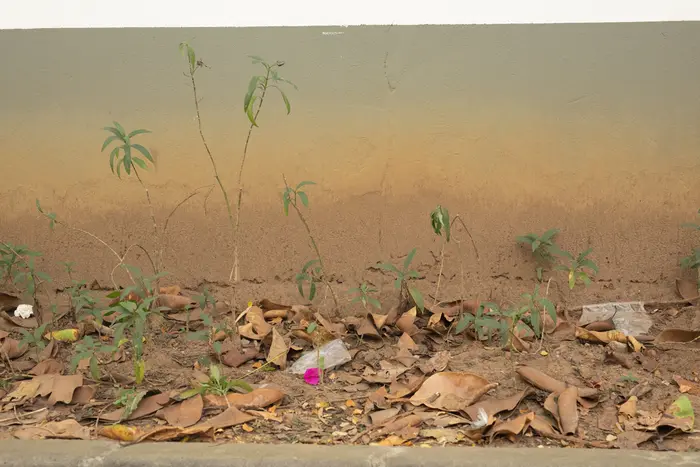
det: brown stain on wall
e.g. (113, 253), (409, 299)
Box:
(1, 23), (700, 302)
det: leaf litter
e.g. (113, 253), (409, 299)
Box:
(0, 288), (699, 450)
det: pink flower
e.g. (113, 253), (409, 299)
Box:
(304, 368), (320, 385)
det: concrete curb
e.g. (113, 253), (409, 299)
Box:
(0, 441), (699, 467)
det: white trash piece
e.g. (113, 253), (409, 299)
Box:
(579, 301), (652, 336)
(288, 338), (352, 375)
(14, 304), (34, 319)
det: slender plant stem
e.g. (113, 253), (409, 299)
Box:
(186, 67), (236, 280)
(282, 174), (340, 311)
(432, 241), (446, 309)
(132, 167), (161, 272)
(231, 68), (271, 283)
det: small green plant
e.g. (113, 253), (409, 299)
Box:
(282, 177), (339, 310)
(18, 323), (49, 360)
(230, 56), (297, 283)
(70, 335), (117, 381)
(63, 263), (97, 322)
(113, 388), (147, 421)
(101, 122), (154, 178)
(0, 242), (53, 325)
(516, 228), (564, 281)
(379, 248), (425, 313)
(557, 248), (599, 290)
(455, 302), (507, 344)
(195, 364), (252, 397)
(186, 288), (230, 360)
(618, 373), (639, 383)
(349, 282), (381, 311)
(681, 249), (700, 271)
(510, 285), (556, 339)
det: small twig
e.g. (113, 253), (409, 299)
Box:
(132, 167), (161, 276)
(0, 407), (47, 424)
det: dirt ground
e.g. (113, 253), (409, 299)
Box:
(0, 278), (699, 451)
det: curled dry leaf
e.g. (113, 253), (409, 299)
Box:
(203, 387), (284, 409)
(267, 327), (290, 370)
(0, 338), (27, 359)
(530, 415), (559, 438)
(654, 329), (700, 344)
(388, 374), (425, 400)
(134, 425), (215, 443)
(418, 351), (450, 374)
(353, 315), (380, 338)
(676, 278), (699, 301)
(99, 424), (143, 442)
(71, 385), (96, 404)
(575, 327), (645, 352)
(263, 309), (288, 320)
(160, 394), (203, 428)
(558, 386), (579, 435)
(604, 348), (632, 369)
(584, 319), (616, 332)
(673, 375), (700, 395)
(370, 407), (401, 425)
(238, 306), (272, 340)
(159, 285), (181, 295)
(158, 294), (196, 310)
(13, 419), (90, 440)
(398, 333), (417, 352)
(102, 393), (171, 422)
(516, 366), (598, 399)
(464, 388), (534, 426)
(222, 347), (258, 368)
(488, 412), (535, 442)
(619, 396), (638, 419)
(544, 393), (562, 432)
(396, 307), (419, 336)
(48, 375), (84, 405)
(202, 406), (254, 429)
(370, 313), (389, 330)
(410, 372), (497, 411)
(362, 362), (410, 384)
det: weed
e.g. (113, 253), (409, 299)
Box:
(0, 242), (54, 325)
(618, 373), (639, 383)
(63, 263), (97, 323)
(231, 56), (297, 283)
(455, 302), (507, 344)
(18, 323), (49, 360)
(349, 283), (381, 311)
(282, 177), (339, 310)
(70, 335), (117, 381)
(429, 205), (479, 307)
(557, 248), (599, 290)
(195, 364), (252, 397)
(509, 285), (556, 339)
(681, 249), (700, 271)
(179, 42), (236, 287)
(516, 228), (564, 281)
(379, 248), (425, 312)
(186, 287), (229, 360)
(113, 388), (147, 421)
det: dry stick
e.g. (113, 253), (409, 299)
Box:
(0, 407), (47, 424)
(132, 167), (161, 272)
(186, 66), (237, 281)
(281, 174), (340, 311)
(231, 67), (272, 283)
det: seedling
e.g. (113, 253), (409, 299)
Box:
(509, 285), (556, 339)
(429, 205), (479, 306)
(282, 177), (339, 310)
(195, 364), (252, 397)
(0, 242), (53, 325)
(455, 302), (507, 344)
(349, 282), (381, 311)
(186, 288), (229, 359)
(18, 323), (49, 360)
(516, 228), (565, 281)
(379, 248), (425, 312)
(230, 56), (297, 283)
(681, 249), (700, 271)
(64, 263), (97, 322)
(557, 248), (599, 289)
(70, 335), (117, 381)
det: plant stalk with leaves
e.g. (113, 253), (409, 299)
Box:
(557, 248), (599, 290)
(379, 248), (425, 313)
(516, 228), (565, 281)
(282, 176), (339, 310)
(349, 282), (381, 311)
(231, 56), (297, 283)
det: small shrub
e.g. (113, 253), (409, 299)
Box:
(557, 248), (599, 290)
(516, 228), (564, 281)
(379, 248), (424, 312)
(349, 282), (381, 311)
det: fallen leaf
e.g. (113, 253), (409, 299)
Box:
(673, 375), (700, 395)
(0, 338), (28, 359)
(575, 327), (644, 352)
(137, 424), (215, 442)
(410, 372), (497, 411)
(419, 428), (463, 443)
(388, 374), (425, 399)
(102, 393), (170, 422)
(418, 351), (450, 374)
(604, 348), (633, 369)
(44, 329), (79, 343)
(0, 408), (48, 427)
(353, 316), (380, 338)
(376, 435), (406, 446)
(0, 311), (37, 330)
(267, 327), (289, 370)
(167, 310), (205, 323)
(370, 313), (389, 330)
(558, 386), (579, 435)
(71, 385), (96, 404)
(396, 307), (419, 336)
(619, 396), (638, 418)
(377, 414), (422, 438)
(398, 333), (417, 351)
(530, 415), (559, 438)
(370, 407), (401, 425)
(655, 395), (695, 432)
(516, 366), (598, 399)
(238, 307), (272, 340)
(488, 412), (535, 442)
(158, 294), (196, 310)
(0, 293), (21, 312)
(263, 309), (288, 320)
(241, 423), (254, 432)
(29, 359), (64, 376)
(464, 388), (533, 425)
(362, 362), (409, 384)
(544, 393), (562, 432)
(655, 329), (700, 344)
(221, 347), (258, 368)
(48, 375), (83, 405)
(614, 430), (654, 449)
(584, 319), (616, 332)
(159, 285), (181, 295)
(160, 394), (203, 428)
(676, 278), (699, 301)
(99, 424), (144, 442)
(203, 387), (284, 409)
(13, 419), (90, 440)
(202, 406), (254, 429)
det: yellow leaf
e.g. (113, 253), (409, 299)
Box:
(44, 329), (79, 342)
(99, 424), (143, 442)
(242, 423), (254, 432)
(345, 400), (356, 407)
(540, 351), (549, 356)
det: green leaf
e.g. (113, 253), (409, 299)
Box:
(279, 89), (291, 114)
(282, 192), (290, 216)
(580, 259), (599, 274)
(132, 157), (148, 170)
(443, 207), (451, 242)
(297, 280), (305, 299)
(246, 96), (259, 126)
(516, 235), (535, 245)
(530, 308), (541, 337)
(666, 395), (695, 432)
(249, 55), (264, 64)
(298, 191), (309, 207)
(368, 297), (382, 310)
(531, 239), (541, 252)
(306, 322), (317, 333)
(309, 281), (317, 301)
(103, 126), (124, 139)
(209, 364), (221, 382)
(541, 228), (559, 242)
(408, 286), (424, 313)
(455, 313), (474, 334)
(403, 248), (417, 272)
(295, 181), (316, 190)
(128, 129), (151, 139)
(89, 356), (100, 381)
(187, 47), (196, 70)
(244, 76), (260, 112)
(113, 121), (126, 136)
(101, 135), (119, 152)
(131, 143), (154, 163)
(542, 299), (556, 323)
(302, 259), (319, 272)
(378, 263), (399, 274)
(109, 147), (119, 174)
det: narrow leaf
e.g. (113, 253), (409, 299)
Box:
(403, 248), (417, 271)
(131, 143), (154, 163)
(279, 89), (291, 114)
(298, 191), (309, 207)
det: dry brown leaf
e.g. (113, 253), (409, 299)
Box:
(167, 310), (205, 323)
(0, 293), (21, 312)
(0, 338), (27, 359)
(368, 386), (391, 410)
(238, 307), (272, 340)
(160, 394), (203, 428)
(398, 333), (417, 351)
(354, 316), (380, 338)
(102, 393), (170, 422)
(377, 414), (422, 437)
(362, 362), (409, 384)
(375, 435), (407, 446)
(263, 309), (288, 320)
(544, 393), (562, 431)
(159, 285), (181, 295)
(464, 388), (534, 425)
(222, 347), (258, 368)
(584, 319), (616, 332)
(619, 396), (638, 418)
(313, 313), (345, 337)
(396, 307), (419, 335)
(0, 408), (48, 427)
(530, 415), (559, 438)
(516, 365), (598, 399)
(418, 351), (450, 374)
(655, 329), (700, 344)
(676, 278), (699, 301)
(370, 313), (388, 330)
(71, 385), (96, 404)
(575, 327), (645, 352)
(488, 412), (535, 442)
(203, 387), (284, 409)
(47, 375), (83, 405)
(202, 406), (254, 429)
(246, 409), (283, 422)
(13, 419), (90, 440)
(388, 374), (425, 399)
(558, 386), (579, 435)
(29, 359), (64, 376)
(267, 327), (289, 370)
(138, 424), (215, 442)
(1, 311), (38, 330)
(604, 348), (632, 369)
(614, 430), (654, 449)
(158, 294), (195, 310)
(370, 407), (401, 425)
(673, 375), (700, 395)
(410, 372), (497, 411)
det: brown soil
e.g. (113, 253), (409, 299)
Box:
(0, 281), (699, 451)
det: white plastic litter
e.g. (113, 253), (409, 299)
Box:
(468, 407), (489, 429)
(14, 304), (34, 319)
(579, 301), (652, 336)
(288, 339), (352, 375)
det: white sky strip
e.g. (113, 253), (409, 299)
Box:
(2, 0), (700, 29)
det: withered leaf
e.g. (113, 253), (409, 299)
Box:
(267, 327), (289, 370)
(222, 347), (258, 368)
(488, 412), (535, 442)
(410, 372), (496, 411)
(202, 406), (254, 429)
(29, 359), (64, 376)
(464, 388), (533, 425)
(160, 394), (203, 428)
(203, 387), (284, 409)
(13, 419), (90, 440)
(558, 386), (579, 435)
(48, 375), (84, 405)
(158, 294), (196, 310)
(102, 393), (170, 422)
